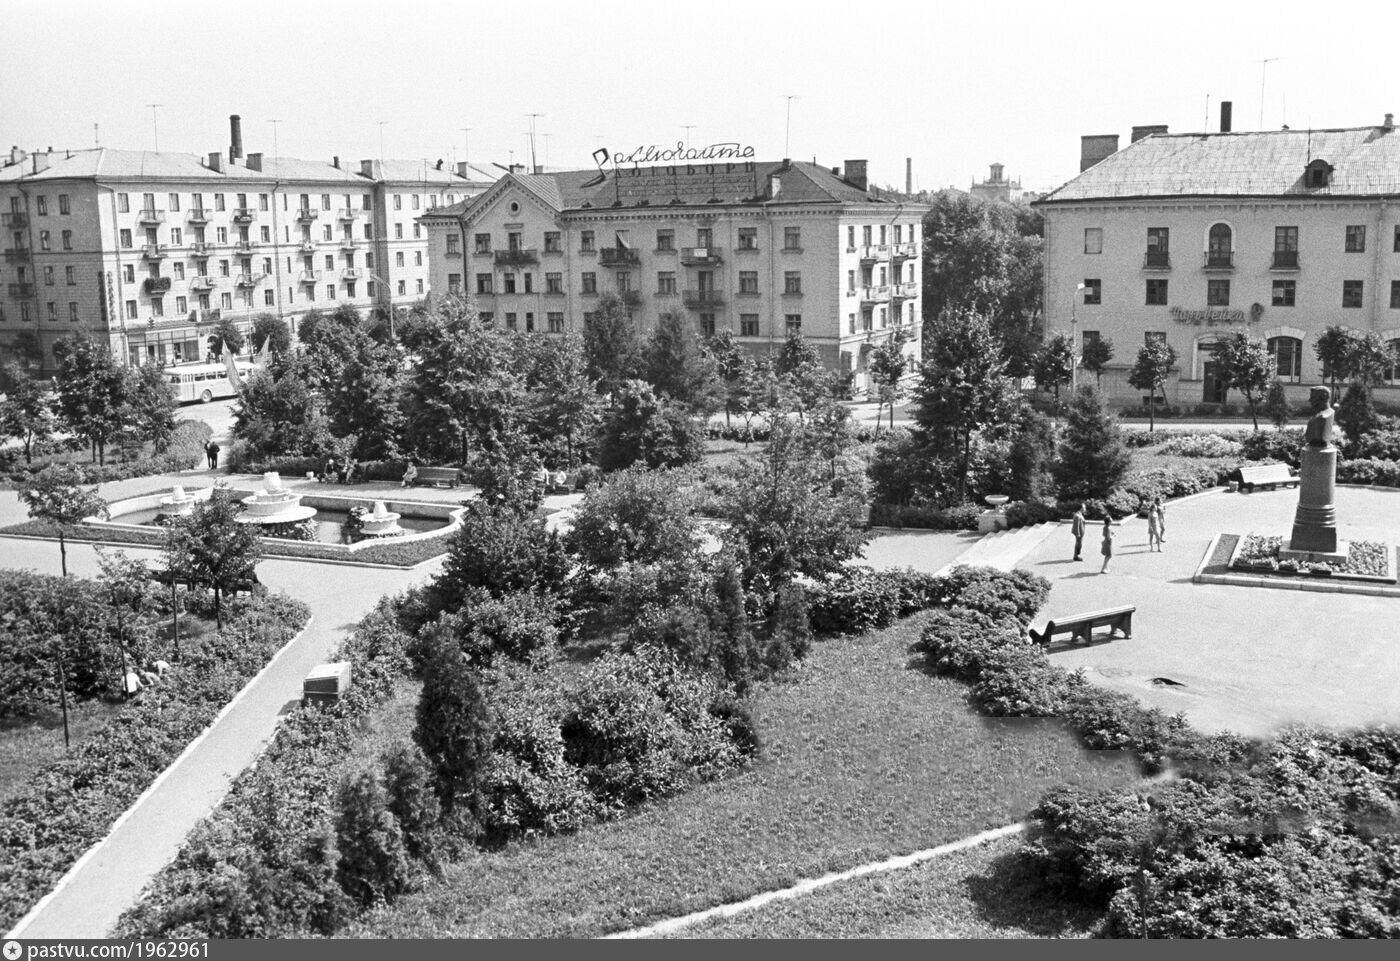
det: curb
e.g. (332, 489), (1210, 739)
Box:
(5, 615), (316, 940)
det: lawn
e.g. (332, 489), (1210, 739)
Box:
(342, 616), (1139, 939)
(0, 701), (124, 804)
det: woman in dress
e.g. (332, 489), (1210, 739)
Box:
(1100, 516), (1115, 574)
(1147, 498), (1163, 552)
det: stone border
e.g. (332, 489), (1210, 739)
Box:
(1195, 535), (1400, 598)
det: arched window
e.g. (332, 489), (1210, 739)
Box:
(1207, 223), (1233, 267)
(1268, 336), (1303, 382)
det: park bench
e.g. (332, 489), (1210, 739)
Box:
(146, 567), (260, 596)
(1237, 463), (1298, 493)
(547, 471), (580, 494)
(1028, 605), (1135, 646)
(412, 466), (462, 489)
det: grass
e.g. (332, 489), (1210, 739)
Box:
(0, 701), (125, 804)
(664, 833), (1100, 939)
(341, 616), (1139, 939)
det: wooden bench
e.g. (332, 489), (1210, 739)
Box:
(1029, 605), (1135, 646)
(412, 466), (462, 489)
(1237, 463), (1298, 493)
(547, 471), (579, 495)
(146, 568), (260, 596)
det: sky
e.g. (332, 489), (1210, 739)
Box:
(2, 0), (1397, 194)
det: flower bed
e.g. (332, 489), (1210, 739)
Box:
(1228, 533), (1396, 582)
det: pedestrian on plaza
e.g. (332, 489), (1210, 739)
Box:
(206, 440), (220, 470)
(1100, 516), (1115, 574)
(1154, 498), (1167, 545)
(1071, 504), (1087, 560)
(1147, 498), (1163, 552)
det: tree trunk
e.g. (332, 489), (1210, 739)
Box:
(58, 531), (68, 578)
(1247, 394), (1259, 431)
(961, 432), (972, 503)
(214, 585), (223, 630)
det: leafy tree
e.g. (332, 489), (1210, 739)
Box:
(250, 313), (292, 357)
(867, 333), (911, 432)
(415, 634), (493, 820)
(1336, 381), (1379, 456)
(52, 335), (127, 465)
(208, 316), (246, 357)
(1264, 379), (1290, 431)
(0, 362), (57, 464)
(1080, 336), (1115, 387)
(1033, 333), (1075, 404)
(1054, 386), (1131, 502)
(334, 771), (412, 907)
(773, 333), (841, 420)
(707, 330), (752, 429)
(911, 309), (1019, 502)
(232, 353), (330, 460)
(122, 362), (178, 453)
(301, 306), (404, 461)
(178, 489), (261, 629)
(644, 311), (718, 413)
(583, 293), (643, 400)
(1005, 407), (1059, 502)
(564, 467), (701, 570)
(95, 548), (154, 696)
(597, 380), (704, 471)
(1217, 333), (1273, 430)
(427, 500), (569, 618)
(1127, 341), (1179, 433)
(18, 463), (108, 576)
(1314, 326), (1355, 394)
(1347, 331), (1392, 398)
(4, 331), (45, 372)
(519, 333), (601, 468)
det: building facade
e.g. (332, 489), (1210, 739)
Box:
(0, 118), (496, 372)
(1036, 115), (1400, 407)
(421, 158), (926, 394)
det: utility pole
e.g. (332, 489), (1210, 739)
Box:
(1259, 58), (1279, 129)
(146, 104), (163, 151)
(526, 113), (543, 172)
(783, 95), (798, 158)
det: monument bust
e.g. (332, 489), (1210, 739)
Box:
(1303, 386), (1334, 449)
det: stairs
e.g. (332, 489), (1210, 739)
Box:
(933, 522), (1060, 577)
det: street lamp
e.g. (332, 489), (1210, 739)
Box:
(1071, 282), (1086, 393)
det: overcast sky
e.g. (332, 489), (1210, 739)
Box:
(2, 0), (1394, 194)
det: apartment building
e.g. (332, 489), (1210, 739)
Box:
(420, 157), (926, 394)
(0, 117), (496, 372)
(1036, 111), (1400, 407)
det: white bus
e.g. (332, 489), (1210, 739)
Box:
(165, 360), (255, 404)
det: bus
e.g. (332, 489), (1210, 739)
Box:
(165, 360), (255, 404)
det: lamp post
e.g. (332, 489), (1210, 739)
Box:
(1071, 282), (1086, 394)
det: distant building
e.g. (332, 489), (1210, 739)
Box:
(969, 163), (1040, 204)
(421, 157), (926, 395)
(0, 116), (497, 372)
(1036, 110), (1400, 407)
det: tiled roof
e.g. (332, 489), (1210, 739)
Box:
(1039, 124), (1400, 203)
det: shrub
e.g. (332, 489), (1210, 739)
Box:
(1339, 458), (1400, 487)
(335, 771), (413, 907)
(868, 502), (980, 530)
(415, 635), (493, 820)
(420, 589), (560, 670)
(1156, 434), (1243, 458)
(806, 566), (945, 636)
(1242, 428), (1304, 462)
(934, 566), (1050, 626)
(380, 744), (443, 872)
(1003, 498), (1061, 529)
(1354, 426), (1400, 461)
(0, 570), (121, 715)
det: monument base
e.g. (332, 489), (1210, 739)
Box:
(1280, 542), (1350, 566)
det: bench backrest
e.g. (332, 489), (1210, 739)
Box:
(1239, 464), (1294, 482)
(1045, 605), (1134, 629)
(419, 467), (459, 479)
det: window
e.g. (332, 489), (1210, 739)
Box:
(655, 229), (674, 251)
(174, 262), (185, 280)
(784, 271), (802, 294)
(846, 226), (856, 250)
(218, 226), (229, 243)
(657, 271), (676, 294)
(416, 279), (424, 294)
(862, 225), (872, 246)
(1275, 226), (1298, 252)
(325, 255), (334, 270)
(1082, 278), (1101, 305)
(1144, 331), (1166, 346)
(847, 270), (856, 293)
(395, 251), (405, 268)
(740, 314), (759, 337)
(396, 280), (405, 296)
(476, 273), (493, 294)
(785, 314), (802, 336)
(69, 302), (79, 322)
(503, 273), (517, 294)
(411, 194), (420, 210)
(222, 292), (232, 309)
(259, 226), (269, 243)
(366, 253), (374, 269)
(123, 264), (135, 284)
(1273, 279), (1297, 307)
(119, 228), (132, 248)
(547, 311), (564, 332)
(1207, 278), (1231, 306)
(474, 233), (491, 253)
(117, 193), (129, 213)
(264, 289), (275, 306)
(43, 267), (53, 286)
(1269, 336), (1303, 381)
(545, 231), (561, 253)
(39, 230), (50, 251)
(615, 271), (631, 292)
(125, 300), (137, 319)
(362, 194), (372, 210)
(783, 227), (801, 250)
(150, 298), (163, 318)
(220, 260), (231, 277)
(1343, 280), (1364, 308)
(1391, 280), (1400, 309)
(1145, 227), (1169, 265)
(446, 234), (460, 255)
(739, 227), (758, 250)
(58, 194), (69, 215)
(393, 194), (402, 211)
(546, 272), (563, 293)
(1083, 227), (1103, 254)
(413, 223), (421, 239)
(580, 230), (595, 252)
(1145, 278), (1168, 305)
(847, 313), (857, 335)
(582, 272), (597, 294)
(65, 266), (75, 285)
(523, 273), (533, 294)
(504, 312), (517, 330)
(447, 273), (462, 294)
(394, 223), (403, 240)
(1346, 225), (1366, 252)
(737, 269), (760, 295)
(696, 227), (713, 248)
(61, 229), (72, 250)
(36, 196), (47, 216)
(214, 193), (226, 211)
(1395, 225), (1400, 253)
(363, 224), (372, 239)
(1207, 223), (1233, 265)
(699, 313), (716, 337)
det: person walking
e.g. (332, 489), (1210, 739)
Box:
(1100, 516), (1115, 574)
(1147, 499), (1163, 552)
(1071, 504), (1087, 561)
(205, 440), (220, 470)
(1154, 499), (1167, 546)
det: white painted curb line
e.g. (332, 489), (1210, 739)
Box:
(5, 614), (315, 940)
(601, 821), (1026, 939)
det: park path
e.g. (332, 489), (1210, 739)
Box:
(1, 474), (448, 939)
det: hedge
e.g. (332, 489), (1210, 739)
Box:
(2, 420), (212, 485)
(0, 593), (311, 934)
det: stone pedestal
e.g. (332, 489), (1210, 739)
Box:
(1289, 446), (1339, 553)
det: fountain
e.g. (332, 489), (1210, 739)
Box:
(358, 500), (404, 537)
(237, 472), (317, 526)
(159, 485), (197, 517)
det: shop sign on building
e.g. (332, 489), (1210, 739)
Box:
(1169, 306), (1247, 326)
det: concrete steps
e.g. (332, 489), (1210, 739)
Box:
(933, 521), (1061, 577)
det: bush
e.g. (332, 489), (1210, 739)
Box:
(335, 771), (413, 907)
(0, 570), (122, 716)
(1241, 428), (1305, 463)
(1354, 426), (1400, 461)
(934, 566), (1050, 626)
(868, 502), (981, 530)
(806, 566), (945, 636)
(1003, 498), (1061, 528)
(1338, 458), (1400, 487)
(420, 589), (560, 671)
(1156, 433), (1243, 458)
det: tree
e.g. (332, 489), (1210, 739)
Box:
(597, 380), (704, 471)
(583, 293), (643, 400)
(644, 310), (718, 413)
(1006, 406), (1059, 502)
(0, 363), (57, 464)
(1336, 381), (1379, 455)
(1347, 331), (1392, 399)
(414, 634), (493, 821)
(301, 307), (404, 461)
(208, 316), (245, 358)
(565, 467), (702, 570)
(178, 489), (261, 629)
(19, 464), (108, 577)
(1314, 326), (1355, 394)
(95, 549), (154, 697)
(911, 309), (1019, 502)
(250, 313), (292, 357)
(1126, 341), (1179, 434)
(380, 744), (443, 871)
(1081, 336), (1115, 387)
(867, 333), (911, 432)
(1033, 333), (1075, 404)
(521, 333), (602, 468)
(1264, 379), (1290, 431)
(52, 335), (127, 465)
(232, 353), (330, 460)
(1217, 333), (1273, 430)
(334, 771), (412, 907)
(707, 330), (752, 430)
(1054, 386), (1131, 503)
(121, 362), (178, 453)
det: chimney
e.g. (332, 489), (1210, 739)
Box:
(332, 155), (340, 169)
(360, 159), (376, 178)
(1220, 101), (1232, 133)
(1384, 113), (1395, 132)
(456, 161), (470, 178)
(843, 159), (868, 191)
(1079, 135), (1120, 171)
(10, 145), (27, 167)
(509, 163), (525, 174)
(229, 114), (243, 161)
(207, 152), (224, 173)
(1131, 124), (1169, 143)
(245, 152), (262, 172)
(32, 151), (49, 174)
(906, 157), (912, 195)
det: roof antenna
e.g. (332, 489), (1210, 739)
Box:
(1204, 94), (1210, 133)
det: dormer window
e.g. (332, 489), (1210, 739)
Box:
(1304, 158), (1333, 189)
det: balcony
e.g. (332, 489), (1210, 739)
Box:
(232, 207), (255, 223)
(339, 237), (359, 250)
(141, 244), (168, 260)
(1143, 249), (1171, 269)
(444, 248), (463, 258)
(298, 270), (322, 285)
(1, 212), (28, 228)
(1203, 250), (1234, 270)
(138, 208), (165, 225)
(3, 247), (31, 263)
(860, 285), (891, 303)
(890, 242), (917, 260)
(299, 241), (318, 254)
(143, 277), (172, 294)
(620, 290), (643, 309)
(235, 272), (265, 288)
(1271, 250), (1300, 270)
(7, 282), (35, 298)
(293, 208), (317, 223)
(494, 247), (539, 267)
(891, 281), (918, 299)
(186, 208), (211, 224)
(189, 242), (210, 256)
(189, 276), (214, 291)
(680, 246), (723, 266)
(237, 240), (263, 254)
(599, 247), (640, 267)
(859, 244), (891, 262)
(337, 209), (357, 221)
(341, 268), (362, 282)
(682, 289), (723, 308)
(735, 242), (760, 254)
